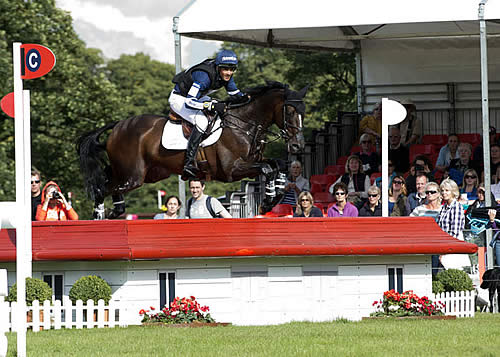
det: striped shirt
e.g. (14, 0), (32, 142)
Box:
(437, 199), (465, 240)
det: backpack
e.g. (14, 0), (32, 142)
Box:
(186, 196), (221, 218)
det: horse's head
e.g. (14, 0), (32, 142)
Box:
(281, 85), (309, 154)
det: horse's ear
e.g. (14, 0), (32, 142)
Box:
(298, 84), (310, 98)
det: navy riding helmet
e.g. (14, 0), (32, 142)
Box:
(215, 49), (238, 69)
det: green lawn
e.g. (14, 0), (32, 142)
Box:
(6, 314), (500, 356)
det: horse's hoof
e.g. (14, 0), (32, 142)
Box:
(108, 205), (125, 219)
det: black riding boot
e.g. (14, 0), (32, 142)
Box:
(182, 128), (204, 181)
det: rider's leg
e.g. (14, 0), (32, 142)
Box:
(182, 114), (208, 180)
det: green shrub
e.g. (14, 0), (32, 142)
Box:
(432, 280), (445, 294)
(6, 277), (53, 306)
(69, 275), (112, 304)
(435, 269), (474, 292)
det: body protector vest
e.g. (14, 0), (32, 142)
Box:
(340, 173), (367, 192)
(172, 59), (226, 97)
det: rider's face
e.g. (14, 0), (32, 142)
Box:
(219, 67), (235, 81)
(189, 181), (204, 200)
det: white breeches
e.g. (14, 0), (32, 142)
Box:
(168, 91), (210, 131)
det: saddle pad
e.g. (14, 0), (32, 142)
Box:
(161, 118), (223, 150)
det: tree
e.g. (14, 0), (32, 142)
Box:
(0, 0), (128, 219)
(105, 53), (176, 118)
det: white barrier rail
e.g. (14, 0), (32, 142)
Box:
(0, 297), (124, 332)
(431, 290), (475, 317)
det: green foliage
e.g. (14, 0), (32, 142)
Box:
(69, 275), (112, 305)
(105, 53), (175, 117)
(432, 280), (445, 294)
(435, 269), (474, 292)
(0, 0), (128, 219)
(6, 277), (53, 306)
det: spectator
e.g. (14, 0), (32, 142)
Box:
(31, 169), (42, 221)
(473, 125), (498, 164)
(491, 144), (500, 178)
(459, 169), (479, 204)
(358, 185), (382, 217)
(388, 126), (410, 174)
(435, 134), (460, 172)
(329, 155), (370, 208)
(186, 179), (231, 218)
(399, 99), (422, 146)
(388, 175), (408, 216)
(410, 182), (442, 219)
(280, 160), (310, 206)
(447, 143), (480, 185)
(327, 182), (359, 217)
(35, 181), (78, 221)
(359, 102), (382, 149)
(375, 159), (397, 189)
(293, 191), (323, 218)
(487, 210), (500, 268)
(406, 174), (429, 213)
(154, 195), (183, 219)
(354, 133), (380, 176)
(490, 165), (500, 203)
(437, 178), (470, 269)
(406, 155), (434, 194)
(464, 183), (497, 249)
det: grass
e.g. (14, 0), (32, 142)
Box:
(6, 314), (500, 357)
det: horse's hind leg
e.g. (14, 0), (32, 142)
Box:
(108, 193), (126, 219)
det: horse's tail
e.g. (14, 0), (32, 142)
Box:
(76, 121), (118, 201)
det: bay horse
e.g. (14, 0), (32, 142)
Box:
(77, 81), (308, 219)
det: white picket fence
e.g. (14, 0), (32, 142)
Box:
(431, 290), (475, 317)
(0, 297), (123, 332)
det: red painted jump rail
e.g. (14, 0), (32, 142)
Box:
(0, 217), (477, 261)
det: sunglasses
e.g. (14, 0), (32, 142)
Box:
(388, 163), (394, 167)
(361, 141), (371, 144)
(31, 180), (40, 184)
(335, 192), (346, 196)
(464, 175), (477, 179)
(300, 199), (310, 202)
(478, 190), (485, 194)
(425, 190), (438, 195)
(393, 180), (403, 185)
(368, 194), (379, 198)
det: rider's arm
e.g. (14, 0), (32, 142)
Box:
(225, 77), (244, 96)
(184, 71), (211, 110)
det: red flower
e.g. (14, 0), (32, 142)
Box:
(139, 309), (146, 315)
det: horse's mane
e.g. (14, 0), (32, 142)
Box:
(245, 81), (288, 98)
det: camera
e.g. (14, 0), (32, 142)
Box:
(51, 191), (61, 199)
(415, 164), (424, 171)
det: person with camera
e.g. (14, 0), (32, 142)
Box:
(35, 181), (78, 221)
(405, 155), (434, 194)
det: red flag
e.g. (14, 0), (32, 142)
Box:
(1, 92), (14, 118)
(21, 44), (56, 80)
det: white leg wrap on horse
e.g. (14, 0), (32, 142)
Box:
(265, 181), (276, 198)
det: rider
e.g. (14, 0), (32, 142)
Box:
(169, 49), (247, 180)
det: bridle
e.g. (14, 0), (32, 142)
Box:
(222, 92), (304, 145)
(281, 98), (304, 141)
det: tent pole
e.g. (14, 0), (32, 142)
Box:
(173, 16), (186, 215)
(479, 0), (494, 270)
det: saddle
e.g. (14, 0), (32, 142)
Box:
(168, 111), (218, 139)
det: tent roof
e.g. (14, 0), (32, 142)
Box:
(0, 218), (477, 261)
(177, 0), (500, 51)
